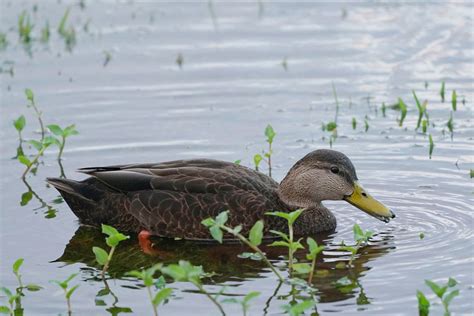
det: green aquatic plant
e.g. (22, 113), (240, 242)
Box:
(264, 124), (276, 178)
(332, 82), (340, 124)
(352, 117), (357, 130)
(93, 224), (130, 279)
(422, 119), (428, 134)
(201, 211), (284, 282)
(127, 265), (172, 316)
(451, 90), (457, 111)
(24, 89), (45, 141)
(305, 238), (325, 284)
(470, 169), (474, 178)
(222, 291), (260, 316)
(440, 81), (445, 103)
(253, 153), (263, 171)
(103, 50), (112, 67)
(13, 115), (26, 157)
(58, 8), (76, 51)
(161, 260), (225, 315)
(19, 136), (57, 178)
(339, 224), (373, 267)
(18, 11), (34, 44)
(50, 273), (80, 316)
(281, 299), (315, 316)
(266, 209), (305, 277)
(428, 134), (434, 159)
(446, 113), (454, 140)
(364, 116), (369, 132)
(40, 21), (50, 43)
(281, 57), (288, 71)
(47, 124), (79, 161)
(381, 102), (386, 117)
(413, 90), (427, 130)
(176, 53), (183, 68)
(417, 278), (459, 316)
(397, 98), (407, 127)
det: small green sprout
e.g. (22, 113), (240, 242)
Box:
(282, 299), (315, 316)
(418, 278), (459, 316)
(233, 159), (241, 165)
(161, 260), (225, 315)
(103, 50), (112, 67)
(451, 90), (457, 111)
(19, 136), (58, 178)
(93, 224), (129, 279)
(58, 8), (76, 51)
(127, 265), (171, 316)
(447, 112), (454, 140)
(47, 124), (79, 160)
(50, 273), (80, 316)
(18, 11), (34, 44)
(13, 115), (26, 156)
(306, 238), (325, 283)
(397, 98), (407, 127)
(470, 169), (474, 178)
(364, 116), (369, 132)
(381, 102), (386, 117)
(413, 90), (427, 130)
(58, 8), (70, 36)
(440, 81), (445, 103)
(266, 209), (305, 277)
(40, 21), (50, 43)
(339, 224), (373, 267)
(422, 119), (428, 134)
(264, 124), (276, 177)
(222, 291), (260, 316)
(0, 287), (20, 315)
(176, 53), (183, 68)
(324, 121), (337, 132)
(24, 88), (45, 141)
(429, 134), (434, 159)
(352, 117), (357, 130)
(253, 154), (263, 172)
(201, 211), (284, 282)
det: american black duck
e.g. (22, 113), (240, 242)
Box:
(47, 149), (395, 240)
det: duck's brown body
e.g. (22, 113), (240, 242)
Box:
(48, 159), (336, 240)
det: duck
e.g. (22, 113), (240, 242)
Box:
(47, 149), (395, 241)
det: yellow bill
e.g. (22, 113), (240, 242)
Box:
(344, 181), (395, 223)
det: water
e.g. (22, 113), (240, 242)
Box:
(1, 1), (473, 315)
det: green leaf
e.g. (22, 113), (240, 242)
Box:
(443, 289), (459, 305)
(440, 81), (445, 102)
(268, 241), (290, 248)
(64, 124), (79, 137)
(106, 233), (129, 247)
(25, 88), (34, 103)
(0, 306), (10, 314)
(92, 247), (109, 266)
(161, 265), (186, 282)
(416, 290), (430, 316)
(306, 237), (324, 260)
(209, 225), (223, 243)
(64, 273), (79, 285)
(447, 278), (457, 288)
(287, 209), (304, 225)
(451, 90), (456, 111)
(66, 284), (79, 299)
(0, 287), (12, 298)
(269, 230), (289, 242)
(154, 276), (166, 289)
(12, 258), (24, 274)
(126, 270), (144, 280)
(43, 135), (60, 147)
(13, 115), (26, 132)
(253, 154), (263, 168)
(249, 220), (264, 246)
(353, 224), (364, 241)
(413, 90), (423, 129)
(25, 284), (42, 291)
(425, 280), (447, 298)
(243, 291), (260, 304)
(20, 191), (33, 206)
(283, 300), (315, 316)
(152, 288), (172, 306)
(215, 211), (229, 225)
(18, 155), (31, 167)
(422, 119), (428, 134)
(233, 159), (241, 165)
(102, 224), (119, 236)
(47, 124), (63, 136)
(398, 98), (407, 127)
(58, 8), (70, 36)
(428, 134), (434, 159)
(201, 218), (215, 227)
(293, 263), (312, 274)
(265, 211), (291, 221)
(95, 299), (107, 306)
(29, 139), (43, 151)
(232, 225), (242, 235)
(340, 246), (357, 254)
(237, 252), (263, 261)
(326, 121), (337, 132)
(265, 124), (276, 143)
(351, 117), (357, 130)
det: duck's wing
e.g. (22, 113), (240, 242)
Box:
(78, 159), (282, 239)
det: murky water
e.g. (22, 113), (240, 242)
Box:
(1, 1), (473, 315)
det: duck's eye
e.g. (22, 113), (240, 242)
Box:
(330, 166), (339, 174)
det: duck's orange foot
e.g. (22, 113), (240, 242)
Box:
(138, 230), (155, 255)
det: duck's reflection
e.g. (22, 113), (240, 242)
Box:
(56, 226), (395, 306)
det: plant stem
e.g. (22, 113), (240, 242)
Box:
(146, 285), (158, 316)
(348, 242), (361, 267)
(21, 146), (47, 179)
(268, 142), (272, 178)
(65, 289), (72, 316)
(30, 100), (45, 141)
(195, 282), (225, 316)
(307, 256), (316, 284)
(101, 246), (116, 280)
(288, 223), (294, 278)
(220, 226), (283, 282)
(58, 137), (65, 160)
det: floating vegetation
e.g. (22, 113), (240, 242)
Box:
(428, 134), (434, 159)
(18, 11), (34, 45)
(127, 265), (172, 316)
(418, 278), (459, 316)
(50, 274), (80, 316)
(440, 81), (445, 103)
(93, 225), (129, 279)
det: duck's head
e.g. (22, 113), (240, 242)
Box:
(278, 149), (395, 223)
